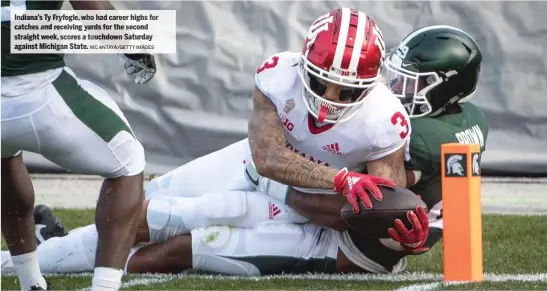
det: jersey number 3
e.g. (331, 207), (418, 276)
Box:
(391, 112), (409, 139)
(256, 56), (279, 74)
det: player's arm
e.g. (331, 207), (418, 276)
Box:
(285, 187), (347, 231)
(385, 137), (433, 254)
(248, 86), (339, 189)
(366, 144), (407, 188)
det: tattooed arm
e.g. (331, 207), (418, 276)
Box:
(366, 144), (407, 188)
(282, 145), (406, 230)
(248, 86), (339, 189)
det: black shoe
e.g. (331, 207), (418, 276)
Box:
(29, 280), (51, 290)
(34, 205), (67, 245)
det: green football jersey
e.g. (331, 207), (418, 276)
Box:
(348, 102), (489, 271)
(1, 0), (65, 76)
(408, 102), (488, 214)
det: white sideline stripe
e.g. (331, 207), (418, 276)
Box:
(395, 282), (441, 291)
(78, 276), (173, 291)
(395, 276), (547, 291)
(12, 272), (547, 282)
(122, 276), (174, 289)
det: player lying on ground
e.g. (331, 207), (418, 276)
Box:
(2, 25), (489, 277)
(1, 0), (156, 289)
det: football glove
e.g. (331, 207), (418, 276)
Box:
(120, 53), (157, 84)
(387, 206), (430, 253)
(334, 167), (397, 213)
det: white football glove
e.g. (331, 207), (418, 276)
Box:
(120, 53), (157, 84)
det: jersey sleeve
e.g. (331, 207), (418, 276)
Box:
(368, 93), (412, 161)
(406, 132), (433, 171)
(254, 51), (300, 102)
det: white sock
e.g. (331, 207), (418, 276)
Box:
(91, 267), (123, 291)
(10, 251), (47, 291)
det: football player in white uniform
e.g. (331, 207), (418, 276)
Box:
(139, 7), (412, 241)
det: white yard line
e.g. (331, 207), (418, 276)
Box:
(13, 272), (544, 290)
(13, 272), (547, 282)
(77, 276), (174, 291)
(395, 273), (547, 291)
(394, 282), (441, 291)
(121, 276), (174, 289)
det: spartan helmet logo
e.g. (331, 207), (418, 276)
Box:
(472, 153), (481, 176)
(446, 155), (465, 176)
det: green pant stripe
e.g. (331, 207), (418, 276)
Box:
(52, 69), (132, 142)
(223, 256), (337, 275)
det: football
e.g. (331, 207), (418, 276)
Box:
(340, 186), (428, 239)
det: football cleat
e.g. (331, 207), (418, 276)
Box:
(29, 280), (51, 290)
(34, 205), (67, 245)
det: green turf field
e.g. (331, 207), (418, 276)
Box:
(2, 209), (547, 290)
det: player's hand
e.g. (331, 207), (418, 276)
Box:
(120, 53), (157, 84)
(333, 167), (397, 213)
(388, 206), (430, 253)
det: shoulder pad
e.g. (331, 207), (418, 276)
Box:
(365, 83), (412, 159)
(254, 51), (300, 99)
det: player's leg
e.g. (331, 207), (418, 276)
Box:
(0, 153), (48, 290)
(144, 138), (249, 199)
(128, 223), (338, 275)
(1, 224), (99, 274)
(125, 235), (192, 274)
(26, 67), (145, 289)
(138, 190), (308, 244)
(1, 70), (64, 290)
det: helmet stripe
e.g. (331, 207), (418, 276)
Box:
(332, 8), (351, 69)
(348, 11), (367, 72)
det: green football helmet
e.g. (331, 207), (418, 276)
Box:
(384, 25), (482, 118)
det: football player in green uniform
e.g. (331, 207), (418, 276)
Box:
(1, 1), (156, 290)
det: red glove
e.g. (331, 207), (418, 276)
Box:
(334, 168), (397, 213)
(388, 206), (430, 253)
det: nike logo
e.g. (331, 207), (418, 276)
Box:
(35, 224), (46, 244)
(402, 63), (413, 67)
(317, 228), (326, 245)
(245, 168), (259, 186)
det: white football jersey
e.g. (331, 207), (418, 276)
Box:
(252, 51), (411, 180)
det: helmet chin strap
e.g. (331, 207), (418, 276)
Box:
(429, 95), (462, 117)
(429, 86), (477, 117)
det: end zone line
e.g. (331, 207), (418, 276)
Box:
(14, 272), (547, 282)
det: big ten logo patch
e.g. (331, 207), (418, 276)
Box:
(279, 113), (294, 131)
(284, 99), (295, 113)
(444, 153), (467, 177)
